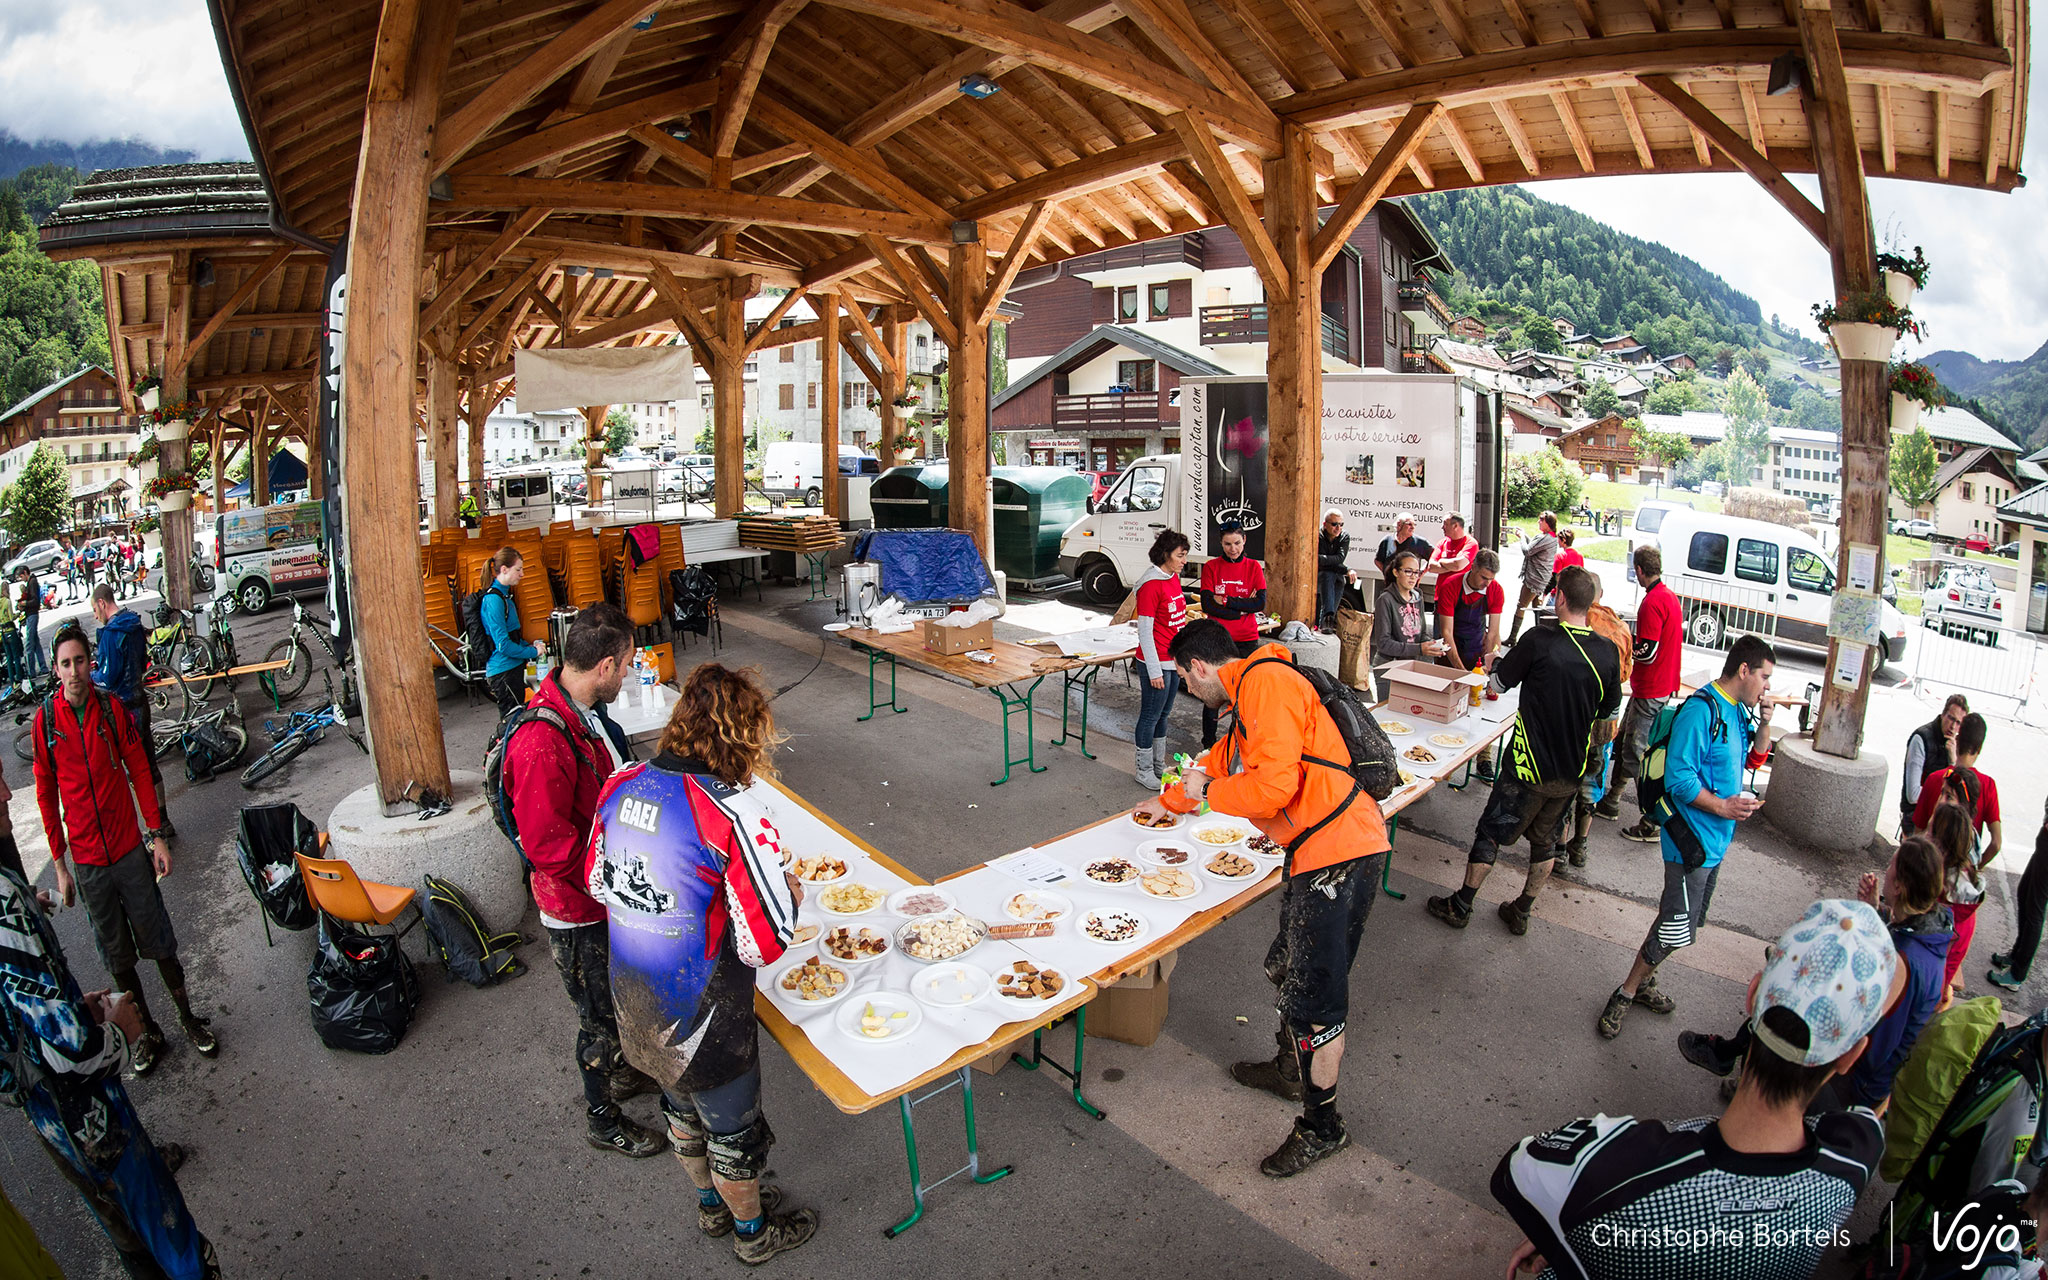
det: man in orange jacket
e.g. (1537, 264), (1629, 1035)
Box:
(1135, 619), (1392, 1178)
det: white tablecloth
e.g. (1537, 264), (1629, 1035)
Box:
(1378, 688), (1520, 786)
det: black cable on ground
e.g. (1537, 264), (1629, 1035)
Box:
(771, 634), (829, 701)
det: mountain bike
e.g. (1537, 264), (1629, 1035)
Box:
(262, 597), (341, 703)
(240, 671), (366, 787)
(147, 599), (240, 702)
(12, 662), (192, 763)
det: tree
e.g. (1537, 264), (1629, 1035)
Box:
(1503, 445), (1585, 517)
(1720, 368), (1773, 487)
(1633, 423), (1694, 475)
(6, 444), (69, 543)
(1677, 442), (1731, 489)
(1890, 426), (1940, 506)
(692, 424), (713, 455)
(1517, 314), (1563, 353)
(1789, 388), (1841, 435)
(1581, 379), (1618, 418)
(1644, 380), (1701, 415)
(603, 408), (635, 453)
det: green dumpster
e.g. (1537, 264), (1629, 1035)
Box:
(870, 466), (949, 528)
(992, 466), (1091, 584)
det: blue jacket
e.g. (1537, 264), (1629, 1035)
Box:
(482, 583), (537, 678)
(1659, 684), (1755, 870)
(1843, 907), (1954, 1107)
(92, 608), (148, 707)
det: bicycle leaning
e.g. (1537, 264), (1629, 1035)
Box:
(262, 597), (341, 703)
(240, 670), (366, 788)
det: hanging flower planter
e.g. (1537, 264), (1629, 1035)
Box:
(1882, 271), (1917, 310)
(138, 458), (160, 484)
(144, 470), (200, 513)
(1813, 288), (1919, 365)
(1888, 360), (1943, 436)
(158, 490), (192, 512)
(156, 418), (189, 442)
(1829, 323), (1895, 363)
(1875, 247), (1929, 309)
(1890, 393), (1921, 435)
(131, 372), (162, 415)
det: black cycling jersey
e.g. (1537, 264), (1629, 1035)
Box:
(1495, 623), (1622, 785)
(1492, 1110), (1883, 1280)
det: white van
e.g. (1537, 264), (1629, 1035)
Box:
(1645, 506), (1911, 672)
(486, 469), (556, 530)
(762, 442), (875, 506)
(215, 500), (328, 614)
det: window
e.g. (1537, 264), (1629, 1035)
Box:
(780, 345), (795, 363)
(1117, 286), (1139, 322)
(1962, 482), (1974, 502)
(807, 383), (818, 409)
(1734, 537), (1779, 585)
(1149, 284), (1171, 320)
(1788, 547), (1832, 593)
(778, 385), (795, 410)
(1116, 360), (1156, 392)
(1688, 531), (1728, 575)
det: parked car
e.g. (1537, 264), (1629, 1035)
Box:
(3, 538), (64, 578)
(1891, 518), (1936, 538)
(1076, 469), (1120, 510)
(1922, 565), (2006, 645)
(1995, 541), (2020, 559)
(1959, 536), (1993, 553)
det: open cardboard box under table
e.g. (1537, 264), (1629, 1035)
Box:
(1377, 659), (1488, 724)
(971, 953), (1181, 1073)
(924, 616), (995, 654)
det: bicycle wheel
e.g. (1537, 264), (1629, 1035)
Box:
(264, 636), (314, 702)
(240, 732), (312, 787)
(145, 661), (195, 723)
(12, 724), (32, 763)
(167, 637), (216, 702)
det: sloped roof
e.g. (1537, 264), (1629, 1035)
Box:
(1930, 444), (2021, 497)
(40, 163), (270, 250)
(1432, 340), (1506, 371)
(1923, 404), (2021, 453)
(991, 325), (1228, 410)
(0, 366), (112, 425)
(1998, 481), (2048, 526)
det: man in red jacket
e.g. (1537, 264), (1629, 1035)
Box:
(34, 623), (217, 1077)
(500, 603), (662, 1158)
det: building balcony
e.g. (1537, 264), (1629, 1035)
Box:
(1321, 313), (1347, 360)
(39, 422), (137, 439)
(1200, 303), (1267, 344)
(1399, 345), (1434, 373)
(1070, 233), (1205, 280)
(59, 398), (122, 412)
(1053, 390), (1172, 429)
(1398, 278), (1453, 328)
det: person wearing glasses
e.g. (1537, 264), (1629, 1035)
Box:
(1370, 551), (1446, 701)
(1315, 511), (1355, 631)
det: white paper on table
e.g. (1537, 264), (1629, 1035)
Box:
(988, 849), (1077, 884)
(1046, 624), (1139, 658)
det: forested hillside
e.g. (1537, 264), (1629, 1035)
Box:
(1407, 187), (1822, 362)
(0, 165), (110, 408)
(1924, 342), (2048, 452)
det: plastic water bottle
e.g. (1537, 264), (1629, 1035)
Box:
(638, 649), (657, 706)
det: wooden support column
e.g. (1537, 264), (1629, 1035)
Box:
(210, 415), (227, 512)
(879, 313), (905, 468)
(160, 252), (194, 614)
(1262, 124), (1319, 624)
(251, 401), (271, 507)
(819, 292), (843, 522)
(1801, 0), (1884, 760)
(340, 0), (457, 807)
(465, 373), (487, 507)
(714, 277), (746, 517)
(583, 406), (607, 506)
(948, 239), (992, 559)
(427, 323), (460, 527)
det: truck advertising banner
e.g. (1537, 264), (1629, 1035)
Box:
(1183, 375), (1466, 579)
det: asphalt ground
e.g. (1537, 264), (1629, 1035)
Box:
(2, 572), (2041, 1279)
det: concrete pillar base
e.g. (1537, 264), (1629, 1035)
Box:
(1762, 734), (1889, 856)
(326, 769), (528, 960)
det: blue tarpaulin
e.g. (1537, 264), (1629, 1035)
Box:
(224, 449), (310, 500)
(851, 528), (998, 606)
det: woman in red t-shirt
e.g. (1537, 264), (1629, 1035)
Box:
(1549, 529), (1584, 603)
(1131, 528), (1190, 787)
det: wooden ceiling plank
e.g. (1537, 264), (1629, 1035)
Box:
(1933, 88), (1950, 177)
(368, 0), (423, 102)
(1550, 90), (1596, 171)
(1641, 0), (1670, 33)
(905, 244), (955, 306)
(625, 124), (716, 179)
(445, 175), (952, 242)
(1739, 78), (1767, 149)
(1273, 0), (1368, 76)
(557, 29), (637, 116)
(1311, 101), (1441, 272)
(1612, 84), (1655, 167)
(648, 265), (732, 364)
(455, 254), (556, 352)
(1570, 0), (1605, 38)
(739, 287), (808, 356)
(1876, 83), (1897, 170)
(1169, 112), (1288, 295)
(1926, 0), (1945, 39)
(420, 209), (549, 330)
(1206, 0), (1312, 89)
(188, 248), (291, 360)
(839, 299), (901, 381)
(732, 143), (808, 178)
(859, 234), (958, 346)
(950, 132), (1182, 220)
(455, 84), (719, 177)
(713, 0), (808, 157)
(749, 97), (950, 222)
(1347, 0), (1421, 68)
(1860, 0), (1883, 34)
(1982, 86), (2004, 184)
(1424, 0), (1479, 57)
(431, 0), (666, 176)
(1117, 0), (1268, 100)
(1638, 75), (1828, 243)
(1438, 109), (1486, 180)
(1796, 0), (1876, 293)
(1406, 154), (1436, 188)
(1489, 98), (1541, 173)
(1496, 0), (1539, 45)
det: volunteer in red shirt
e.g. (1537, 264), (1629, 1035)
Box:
(34, 622), (217, 1076)
(1131, 528), (1190, 787)
(1198, 522), (1266, 747)
(1435, 547), (1504, 676)
(1426, 513), (1478, 577)
(1600, 544), (1689, 838)
(1548, 529), (1585, 603)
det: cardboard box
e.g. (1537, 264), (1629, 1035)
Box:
(1377, 659), (1487, 723)
(1085, 975), (1170, 1047)
(923, 616), (994, 655)
(1107, 950), (1179, 990)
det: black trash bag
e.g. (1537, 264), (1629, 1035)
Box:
(307, 916), (421, 1054)
(234, 803), (320, 932)
(669, 566), (716, 637)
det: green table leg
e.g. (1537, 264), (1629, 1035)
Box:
(987, 676), (1048, 786)
(1445, 739), (1498, 791)
(1047, 664), (1100, 760)
(857, 646), (908, 722)
(1381, 815), (1406, 900)
(1010, 1005), (1106, 1119)
(883, 1067), (1014, 1238)
(803, 552), (831, 602)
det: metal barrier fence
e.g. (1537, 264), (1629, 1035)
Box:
(1906, 614), (2043, 722)
(1669, 580), (1781, 651)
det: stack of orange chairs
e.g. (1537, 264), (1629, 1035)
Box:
(422, 571), (459, 663)
(620, 553), (661, 628)
(479, 513), (509, 544)
(509, 533), (551, 643)
(656, 522), (685, 613)
(562, 536), (603, 608)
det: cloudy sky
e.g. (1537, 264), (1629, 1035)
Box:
(7, 0), (2041, 364)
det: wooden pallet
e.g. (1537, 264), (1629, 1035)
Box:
(737, 515), (842, 554)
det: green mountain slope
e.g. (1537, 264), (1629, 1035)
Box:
(1405, 187), (1821, 361)
(0, 165), (110, 407)
(0, 132), (200, 183)
(1923, 342), (2048, 453)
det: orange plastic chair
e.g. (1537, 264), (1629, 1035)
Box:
(295, 853), (422, 940)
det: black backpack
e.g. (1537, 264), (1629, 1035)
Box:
(420, 873), (526, 987)
(1235, 655), (1401, 856)
(458, 583), (507, 672)
(481, 703), (578, 871)
(182, 715), (246, 782)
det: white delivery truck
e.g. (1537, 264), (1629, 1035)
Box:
(215, 499), (329, 614)
(763, 442), (878, 506)
(1058, 373), (1499, 604)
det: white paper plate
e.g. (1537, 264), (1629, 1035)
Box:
(1079, 907), (1150, 946)
(771, 956), (857, 1008)
(1001, 888), (1074, 923)
(1200, 850), (1264, 883)
(1137, 867), (1202, 901)
(1377, 719), (1416, 737)
(887, 885), (958, 917)
(893, 912), (989, 964)
(1125, 808), (1184, 836)
(816, 925), (892, 966)
(1187, 816), (1256, 851)
(1081, 857), (1142, 888)
(910, 964), (992, 1009)
(1241, 833), (1287, 862)
(822, 622), (852, 632)
(836, 993), (924, 1044)
(989, 962), (1077, 1008)
(816, 882), (885, 915)
(1134, 839), (1199, 869)
(790, 857), (852, 887)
